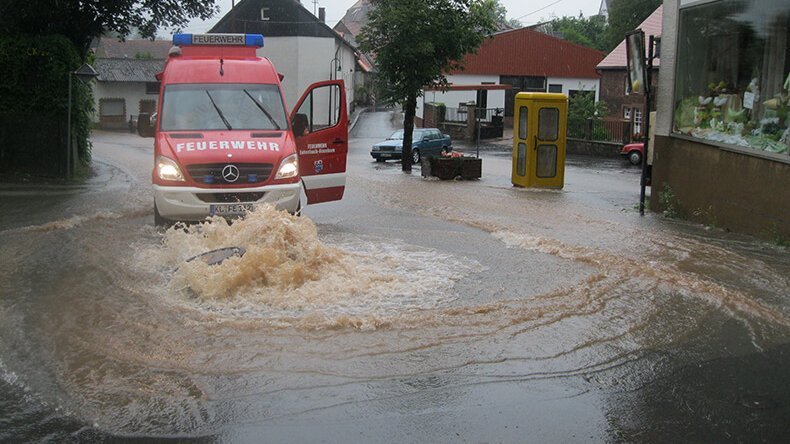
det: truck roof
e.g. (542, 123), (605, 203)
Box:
(160, 34), (280, 85)
(161, 55), (280, 85)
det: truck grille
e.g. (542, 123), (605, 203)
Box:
(186, 163), (274, 185)
(195, 192), (266, 203)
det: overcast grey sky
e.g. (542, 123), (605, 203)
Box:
(182, 0), (604, 34)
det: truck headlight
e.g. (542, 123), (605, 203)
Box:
(275, 154), (299, 179)
(156, 155), (185, 182)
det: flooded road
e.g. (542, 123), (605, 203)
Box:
(1, 111), (789, 442)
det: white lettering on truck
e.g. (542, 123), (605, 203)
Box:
(174, 141), (282, 153)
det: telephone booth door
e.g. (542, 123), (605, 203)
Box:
(511, 93), (568, 189)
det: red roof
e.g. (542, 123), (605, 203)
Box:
(449, 27), (605, 78)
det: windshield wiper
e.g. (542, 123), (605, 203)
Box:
(205, 91), (232, 130)
(243, 89), (281, 130)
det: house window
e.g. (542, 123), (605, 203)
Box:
(634, 108), (643, 135)
(139, 100), (156, 114)
(99, 98), (126, 128)
(548, 84), (563, 93)
(624, 107), (631, 120)
(674, 0), (789, 157)
(476, 89), (488, 109)
(100, 98), (125, 118)
(145, 82), (160, 95)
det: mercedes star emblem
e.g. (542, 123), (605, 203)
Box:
(222, 164), (240, 183)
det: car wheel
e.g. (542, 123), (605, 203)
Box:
(412, 149), (421, 164)
(376, 158), (385, 163)
(154, 202), (170, 228)
(628, 151), (642, 165)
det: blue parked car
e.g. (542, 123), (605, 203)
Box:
(371, 128), (452, 164)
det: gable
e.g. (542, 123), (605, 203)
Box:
(211, 0), (340, 40)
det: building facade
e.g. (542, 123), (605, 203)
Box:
(419, 27), (604, 128)
(597, 6), (662, 137)
(210, 0), (361, 112)
(92, 39), (171, 129)
(653, 0), (790, 239)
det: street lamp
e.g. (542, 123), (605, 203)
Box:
(67, 63), (99, 179)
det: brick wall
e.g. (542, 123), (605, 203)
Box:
(599, 68), (659, 120)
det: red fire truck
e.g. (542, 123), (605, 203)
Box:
(151, 33), (348, 225)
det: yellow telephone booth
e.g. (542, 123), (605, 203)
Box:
(511, 92), (568, 189)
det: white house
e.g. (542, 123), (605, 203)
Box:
(418, 27), (605, 127)
(92, 39), (171, 129)
(210, 0), (363, 112)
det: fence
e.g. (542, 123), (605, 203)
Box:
(569, 118), (635, 144)
(442, 107), (505, 124)
(0, 113), (67, 177)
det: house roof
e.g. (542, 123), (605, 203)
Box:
(448, 27), (605, 79)
(210, 0), (355, 52)
(95, 58), (164, 82)
(597, 5), (663, 69)
(333, 0), (371, 38)
(94, 38), (172, 60)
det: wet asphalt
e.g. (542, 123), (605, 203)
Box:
(0, 111), (788, 443)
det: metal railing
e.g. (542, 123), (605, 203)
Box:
(568, 118), (635, 144)
(441, 107), (505, 124)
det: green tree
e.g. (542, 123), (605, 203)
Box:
(605, 0), (661, 51)
(548, 14), (609, 52)
(567, 91), (608, 139)
(488, 0), (522, 29)
(0, 0), (218, 55)
(358, 0), (497, 172)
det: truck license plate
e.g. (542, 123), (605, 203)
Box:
(210, 203), (254, 216)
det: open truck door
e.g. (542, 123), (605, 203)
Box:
(291, 80), (348, 204)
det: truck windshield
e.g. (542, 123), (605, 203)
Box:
(160, 83), (288, 131)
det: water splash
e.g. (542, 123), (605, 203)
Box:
(135, 205), (483, 329)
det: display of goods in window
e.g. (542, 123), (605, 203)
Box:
(672, 0), (790, 156)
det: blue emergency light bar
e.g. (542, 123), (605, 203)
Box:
(172, 33), (264, 48)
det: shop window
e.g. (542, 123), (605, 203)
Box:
(674, 0), (789, 156)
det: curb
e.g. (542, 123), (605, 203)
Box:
(349, 107), (368, 133)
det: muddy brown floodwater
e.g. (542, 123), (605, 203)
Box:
(1, 115), (789, 442)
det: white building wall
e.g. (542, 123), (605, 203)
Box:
(546, 77), (601, 101)
(655, 0), (678, 136)
(92, 81), (156, 124)
(259, 36), (355, 114)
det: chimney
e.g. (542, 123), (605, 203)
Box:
(319, 7), (326, 23)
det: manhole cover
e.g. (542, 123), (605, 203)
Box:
(186, 246), (246, 266)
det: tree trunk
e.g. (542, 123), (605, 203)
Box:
(401, 92), (418, 172)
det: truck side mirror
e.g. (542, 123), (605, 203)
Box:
(292, 113), (309, 137)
